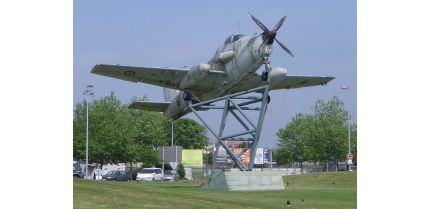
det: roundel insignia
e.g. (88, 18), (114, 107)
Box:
(124, 71), (136, 76)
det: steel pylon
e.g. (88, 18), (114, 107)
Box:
(186, 85), (270, 174)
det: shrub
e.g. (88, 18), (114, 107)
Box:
(177, 163), (185, 179)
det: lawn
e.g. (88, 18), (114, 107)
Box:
(74, 171), (356, 209)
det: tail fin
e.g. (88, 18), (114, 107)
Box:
(163, 88), (179, 102)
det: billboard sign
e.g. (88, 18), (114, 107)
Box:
(159, 146), (182, 163)
(263, 148), (270, 163)
(181, 149), (203, 167)
(232, 148), (251, 166)
(254, 148), (264, 164)
(229, 148), (270, 166)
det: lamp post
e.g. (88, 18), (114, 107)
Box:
(171, 120), (174, 146)
(83, 84), (94, 178)
(170, 120), (179, 170)
(341, 85), (352, 171)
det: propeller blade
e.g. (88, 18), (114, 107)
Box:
(275, 38), (294, 57)
(273, 16), (286, 32)
(249, 14), (270, 33)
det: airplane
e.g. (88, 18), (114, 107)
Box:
(91, 14), (334, 119)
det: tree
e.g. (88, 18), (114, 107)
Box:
(73, 102), (86, 162)
(203, 153), (212, 165)
(126, 108), (167, 167)
(310, 97), (348, 170)
(276, 114), (313, 173)
(171, 118), (207, 149)
(73, 92), (127, 169)
(73, 92), (209, 171)
(350, 124), (357, 166)
(73, 92), (164, 169)
(276, 96), (353, 171)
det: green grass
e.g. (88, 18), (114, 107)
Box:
(74, 171), (356, 209)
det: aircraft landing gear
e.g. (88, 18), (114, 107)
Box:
(183, 90), (192, 101)
(261, 57), (272, 81)
(261, 71), (269, 81)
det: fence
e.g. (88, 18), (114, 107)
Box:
(189, 163), (356, 179)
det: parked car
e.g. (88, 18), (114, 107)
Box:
(136, 167), (163, 182)
(102, 170), (130, 181)
(73, 164), (84, 178)
(163, 170), (179, 181)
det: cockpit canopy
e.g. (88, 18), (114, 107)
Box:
(224, 34), (245, 45)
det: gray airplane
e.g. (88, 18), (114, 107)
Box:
(91, 15), (334, 119)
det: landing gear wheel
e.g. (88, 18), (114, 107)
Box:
(261, 56), (271, 81)
(183, 91), (192, 101)
(261, 71), (269, 81)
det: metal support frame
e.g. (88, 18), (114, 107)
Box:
(187, 85), (270, 173)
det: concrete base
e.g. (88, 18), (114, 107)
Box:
(200, 171), (285, 191)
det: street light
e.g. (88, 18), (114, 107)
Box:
(83, 84), (95, 178)
(171, 120), (174, 146)
(341, 85), (352, 171)
(172, 120), (178, 167)
(341, 86), (352, 171)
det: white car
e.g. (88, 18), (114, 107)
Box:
(136, 168), (163, 182)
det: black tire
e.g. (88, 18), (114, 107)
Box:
(267, 95), (271, 104)
(183, 91), (192, 101)
(261, 71), (268, 81)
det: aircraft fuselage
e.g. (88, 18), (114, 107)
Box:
(164, 33), (273, 119)
(205, 33), (272, 99)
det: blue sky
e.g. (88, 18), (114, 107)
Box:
(74, 0), (356, 148)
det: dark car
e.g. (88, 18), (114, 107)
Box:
(102, 170), (130, 181)
(163, 170), (179, 181)
(73, 164), (84, 178)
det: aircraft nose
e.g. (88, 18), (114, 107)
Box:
(262, 45), (272, 56)
(258, 33), (273, 56)
(252, 35), (273, 59)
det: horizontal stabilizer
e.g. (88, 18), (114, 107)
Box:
(128, 101), (170, 112)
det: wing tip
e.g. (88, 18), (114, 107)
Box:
(90, 64), (102, 74)
(321, 76), (335, 86)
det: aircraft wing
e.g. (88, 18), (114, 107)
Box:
(91, 64), (188, 89)
(129, 101), (170, 112)
(234, 74), (335, 92)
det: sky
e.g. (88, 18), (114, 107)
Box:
(74, 0), (356, 148)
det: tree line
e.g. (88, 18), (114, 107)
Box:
(275, 96), (357, 172)
(74, 93), (356, 172)
(73, 92), (207, 169)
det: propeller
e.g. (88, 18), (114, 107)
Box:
(249, 14), (294, 57)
